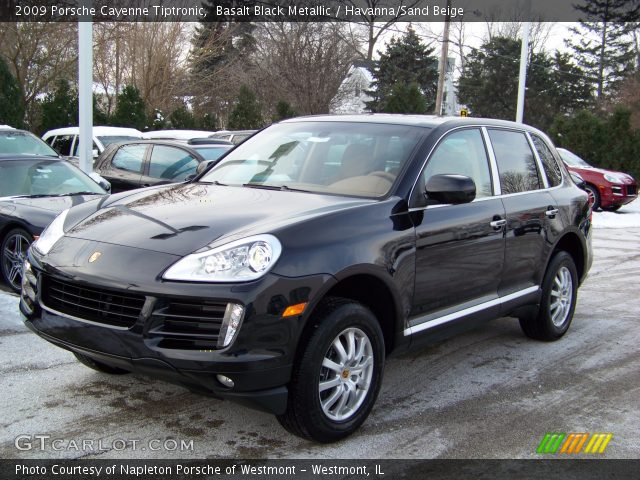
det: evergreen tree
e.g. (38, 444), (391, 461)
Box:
(191, 1), (256, 74)
(458, 38), (592, 130)
(365, 26), (438, 112)
(0, 56), (24, 127)
(169, 104), (196, 129)
(196, 112), (219, 130)
(381, 83), (427, 114)
(566, 0), (639, 98)
(274, 100), (297, 121)
(228, 85), (263, 129)
(39, 78), (78, 134)
(111, 85), (148, 130)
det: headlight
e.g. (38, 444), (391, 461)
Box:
(163, 234), (282, 282)
(33, 209), (69, 255)
(603, 174), (621, 183)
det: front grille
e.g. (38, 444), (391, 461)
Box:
(627, 185), (637, 196)
(41, 276), (145, 328)
(148, 300), (227, 350)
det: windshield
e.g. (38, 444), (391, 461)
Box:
(558, 148), (591, 168)
(193, 145), (232, 161)
(97, 136), (141, 148)
(201, 122), (427, 198)
(0, 159), (105, 197)
(0, 131), (58, 157)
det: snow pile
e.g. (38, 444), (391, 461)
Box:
(591, 200), (640, 229)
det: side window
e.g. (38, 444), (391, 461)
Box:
(45, 136), (55, 146)
(51, 135), (74, 156)
(111, 144), (147, 173)
(531, 135), (562, 187)
(148, 145), (198, 180)
(73, 139), (99, 157)
(422, 128), (493, 200)
(488, 129), (541, 194)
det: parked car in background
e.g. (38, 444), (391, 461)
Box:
(94, 139), (232, 192)
(209, 129), (257, 145)
(42, 126), (144, 163)
(1, 127), (112, 192)
(143, 130), (216, 140)
(22, 115), (592, 441)
(0, 155), (107, 291)
(557, 147), (637, 211)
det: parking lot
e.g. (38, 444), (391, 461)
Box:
(1, 208), (639, 460)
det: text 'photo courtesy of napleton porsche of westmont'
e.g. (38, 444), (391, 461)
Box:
(1, 0), (639, 478)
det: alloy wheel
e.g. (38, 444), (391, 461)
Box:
(549, 266), (573, 327)
(2, 231), (31, 291)
(318, 327), (374, 421)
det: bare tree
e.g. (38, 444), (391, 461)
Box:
(251, 22), (362, 116)
(93, 22), (190, 117)
(338, 0), (422, 60)
(0, 22), (77, 127)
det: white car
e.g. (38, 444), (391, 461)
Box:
(42, 126), (144, 162)
(143, 129), (216, 140)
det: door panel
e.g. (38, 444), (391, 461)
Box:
(100, 144), (148, 192)
(500, 192), (559, 296)
(412, 199), (506, 318)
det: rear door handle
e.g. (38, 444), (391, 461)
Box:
(490, 219), (506, 229)
(545, 208), (559, 218)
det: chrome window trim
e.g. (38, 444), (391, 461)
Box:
(481, 127), (502, 195)
(525, 131), (550, 189)
(404, 286), (540, 336)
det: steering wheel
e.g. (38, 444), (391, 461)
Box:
(367, 171), (396, 183)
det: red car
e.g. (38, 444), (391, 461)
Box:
(557, 148), (637, 211)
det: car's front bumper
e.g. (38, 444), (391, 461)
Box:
(599, 183), (637, 208)
(20, 237), (333, 415)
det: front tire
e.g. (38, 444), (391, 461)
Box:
(602, 205), (622, 212)
(585, 184), (600, 211)
(520, 251), (578, 341)
(1, 228), (32, 293)
(277, 297), (385, 442)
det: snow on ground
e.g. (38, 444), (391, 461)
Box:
(591, 200), (640, 229)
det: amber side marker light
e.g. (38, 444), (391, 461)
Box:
(282, 302), (308, 317)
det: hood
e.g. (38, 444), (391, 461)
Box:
(0, 194), (103, 231)
(65, 183), (373, 256)
(568, 165), (635, 184)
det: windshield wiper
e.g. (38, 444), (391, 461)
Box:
(11, 191), (103, 198)
(198, 180), (228, 186)
(242, 183), (312, 193)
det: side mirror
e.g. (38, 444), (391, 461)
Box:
(88, 172), (111, 193)
(196, 160), (214, 175)
(570, 172), (586, 190)
(425, 174), (476, 204)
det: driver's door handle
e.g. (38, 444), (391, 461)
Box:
(545, 208), (559, 218)
(490, 219), (506, 229)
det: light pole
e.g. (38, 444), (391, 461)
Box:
(516, 0), (532, 124)
(434, 0), (452, 116)
(78, 7), (93, 173)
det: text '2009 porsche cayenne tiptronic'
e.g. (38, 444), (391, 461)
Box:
(22, 115), (592, 442)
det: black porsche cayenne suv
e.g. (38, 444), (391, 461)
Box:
(21, 115), (592, 442)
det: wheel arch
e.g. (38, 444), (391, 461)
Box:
(299, 268), (404, 357)
(549, 231), (586, 284)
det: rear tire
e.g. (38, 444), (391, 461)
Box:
(520, 251), (578, 341)
(277, 297), (385, 442)
(74, 352), (130, 375)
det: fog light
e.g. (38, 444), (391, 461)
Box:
(217, 303), (245, 348)
(217, 374), (234, 388)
